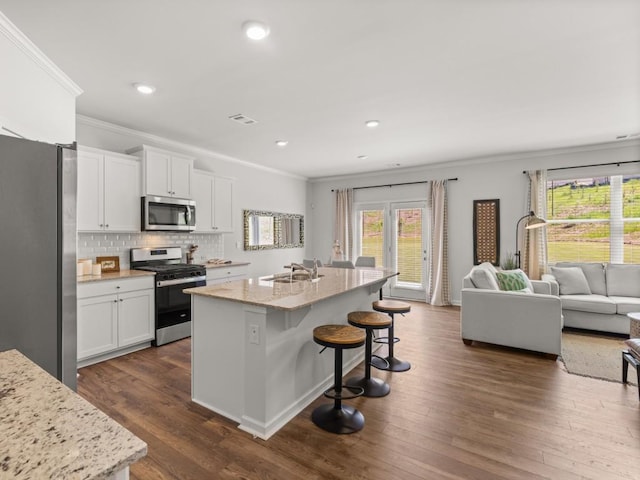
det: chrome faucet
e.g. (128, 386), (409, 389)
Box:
(291, 260), (319, 279)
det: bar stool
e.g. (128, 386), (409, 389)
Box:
(345, 311), (392, 397)
(312, 324), (366, 434)
(371, 299), (411, 372)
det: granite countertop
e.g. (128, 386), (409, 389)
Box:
(203, 261), (250, 269)
(77, 269), (155, 284)
(0, 350), (147, 479)
(184, 266), (398, 311)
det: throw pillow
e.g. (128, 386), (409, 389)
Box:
(550, 266), (592, 295)
(606, 264), (640, 297)
(470, 266), (500, 290)
(496, 270), (528, 291)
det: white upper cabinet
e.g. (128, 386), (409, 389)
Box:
(192, 170), (234, 233)
(77, 146), (140, 232)
(213, 176), (234, 232)
(192, 171), (212, 233)
(128, 145), (194, 199)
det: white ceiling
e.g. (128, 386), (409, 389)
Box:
(2, 0), (639, 178)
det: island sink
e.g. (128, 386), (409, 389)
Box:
(261, 273), (324, 282)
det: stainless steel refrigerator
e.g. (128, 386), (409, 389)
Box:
(0, 135), (77, 390)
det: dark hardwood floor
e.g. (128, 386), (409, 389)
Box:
(77, 303), (640, 479)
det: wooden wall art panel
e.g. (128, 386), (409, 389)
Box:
(473, 199), (500, 265)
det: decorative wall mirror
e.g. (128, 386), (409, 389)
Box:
(244, 210), (304, 250)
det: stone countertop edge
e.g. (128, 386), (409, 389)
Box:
(77, 262), (249, 283)
(0, 349), (147, 479)
(77, 269), (155, 283)
(204, 261), (250, 269)
(184, 267), (398, 311)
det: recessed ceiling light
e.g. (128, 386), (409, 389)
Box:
(243, 21), (270, 40)
(275, 140), (288, 147)
(133, 83), (156, 95)
(365, 120), (380, 128)
(357, 155), (368, 160)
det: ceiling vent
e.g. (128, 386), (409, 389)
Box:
(229, 114), (258, 125)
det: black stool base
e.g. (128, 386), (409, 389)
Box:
(371, 355), (411, 372)
(311, 404), (364, 434)
(346, 375), (390, 397)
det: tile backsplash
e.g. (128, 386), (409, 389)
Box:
(77, 232), (224, 269)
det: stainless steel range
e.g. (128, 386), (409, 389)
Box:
(130, 247), (206, 346)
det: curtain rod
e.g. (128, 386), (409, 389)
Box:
(331, 178), (458, 192)
(522, 160), (640, 174)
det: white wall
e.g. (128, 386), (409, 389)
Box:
(0, 11), (80, 144)
(76, 117), (309, 278)
(309, 140), (640, 305)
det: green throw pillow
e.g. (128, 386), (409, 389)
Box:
(496, 271), (528, 291)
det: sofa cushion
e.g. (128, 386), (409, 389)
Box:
(609, 296), (640, 315)
(606, 264), (640, 297)
(560, 294), (617, 314)
(470, 263), (500, 290)
(496, 270), (529, 291)
(550, 266), (592, 295)
(556, 262), (606, 295)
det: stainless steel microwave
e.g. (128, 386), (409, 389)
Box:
(142, 196), (196, 231)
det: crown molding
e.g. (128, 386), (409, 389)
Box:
(76, 115), (307, 181)
(310, 138), (640, 184)
(0, 12), (82, 97)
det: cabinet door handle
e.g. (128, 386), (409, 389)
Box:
(113, 300), (117, 303)
(105, 224), (109, 228)
(99, 224), (103, 227)
(119, 299), (123, 302)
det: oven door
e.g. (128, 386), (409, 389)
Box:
(143, 196), (196, 231)
(155, 277), (205, 330)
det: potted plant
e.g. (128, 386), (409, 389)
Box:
(500, 252), (517, 270)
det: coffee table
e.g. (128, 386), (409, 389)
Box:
(628, 312), (640, 338)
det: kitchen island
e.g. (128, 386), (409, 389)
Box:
(0, 349), (146, 479)
(185, 266), (397, 439)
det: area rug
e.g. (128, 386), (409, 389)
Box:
(561, 330), (637, 385)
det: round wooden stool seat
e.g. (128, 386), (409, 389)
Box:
(347, 311), (391, 329)
(370, 300), (411, 372)
(346, 311), (392, 397)
(312, 324), (366, 434)
(372, 299), (411, 314)
(313, 325), (365, 349)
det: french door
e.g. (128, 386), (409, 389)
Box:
(356, 201), (427, 300)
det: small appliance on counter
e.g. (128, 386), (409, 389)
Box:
(130, 247), (206, 346)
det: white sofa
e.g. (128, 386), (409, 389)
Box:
(542, 262), (640, 335)
(461, 263), (563, 358)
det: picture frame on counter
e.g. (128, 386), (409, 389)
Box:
(96, 255), (120, 272)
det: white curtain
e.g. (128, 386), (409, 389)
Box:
(428, 180), (450, 305)
(334, 188), (354, 261)
(524, 170), (548, 279)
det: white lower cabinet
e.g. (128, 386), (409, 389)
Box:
(77, 295), (118, 359)
(77, 276), (154, 366)
(206, 264), (248, 285)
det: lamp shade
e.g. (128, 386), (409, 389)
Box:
(525, 213), (546, 229)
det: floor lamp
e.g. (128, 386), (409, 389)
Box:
(515, 211), (546, 269)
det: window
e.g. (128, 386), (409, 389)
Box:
(358, 208), (385, 268)
(546, 175), (640, 264)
